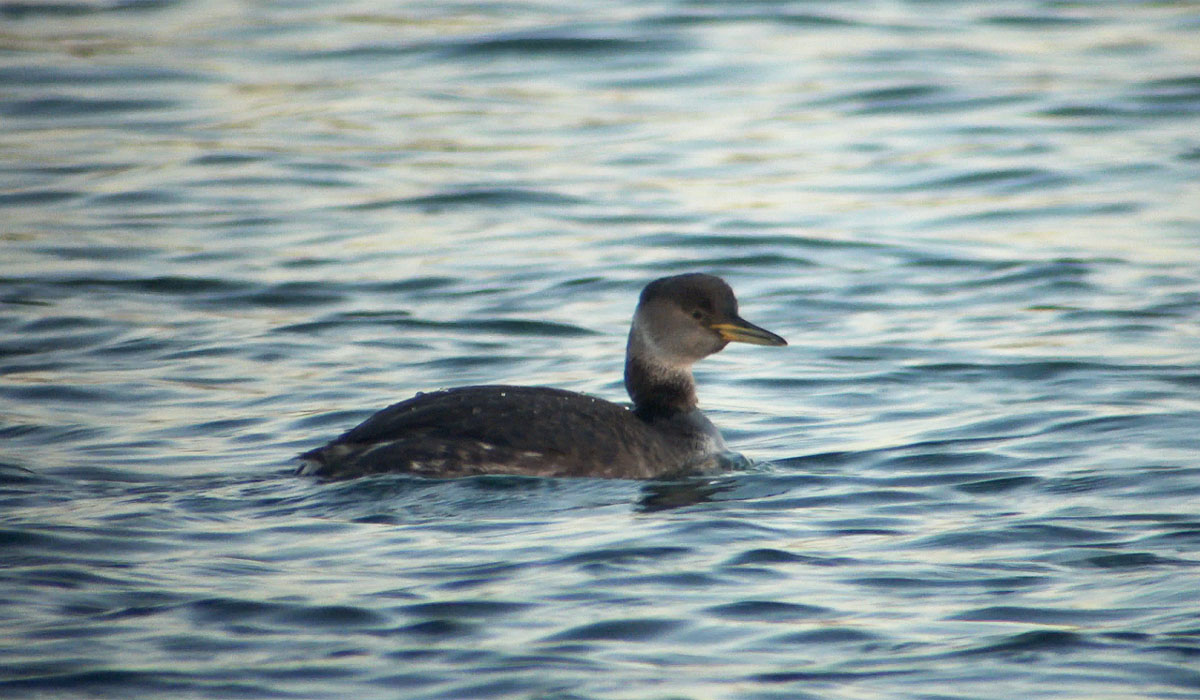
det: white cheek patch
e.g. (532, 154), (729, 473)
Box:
(632, 313), (701, 370)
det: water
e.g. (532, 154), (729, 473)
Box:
(2, 1), (1199, 698)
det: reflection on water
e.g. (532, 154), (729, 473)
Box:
(2, 1), (1199, 698)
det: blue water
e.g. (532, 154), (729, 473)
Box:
(3, 1), (1200, 698)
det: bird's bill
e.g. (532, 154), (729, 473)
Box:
(710, 318), (788, 346)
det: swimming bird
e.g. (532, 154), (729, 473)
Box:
(298, 273), (786, 479)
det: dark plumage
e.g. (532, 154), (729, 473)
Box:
(298, 273), (786, 479)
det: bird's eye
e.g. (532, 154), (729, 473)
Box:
(691, 310), (704, 320)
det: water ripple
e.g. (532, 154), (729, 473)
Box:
(2, 1), (1198, 698)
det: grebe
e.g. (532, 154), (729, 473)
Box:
(298, 273), (786, 479)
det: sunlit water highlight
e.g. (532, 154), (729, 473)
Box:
(2, 1), (1199, 698)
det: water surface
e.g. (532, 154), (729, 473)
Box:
(2, 1), (1199, 698)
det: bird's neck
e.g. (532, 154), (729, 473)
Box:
(624, 328), (697, 419)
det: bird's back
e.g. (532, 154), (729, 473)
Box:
(298, 385), (713, 479)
